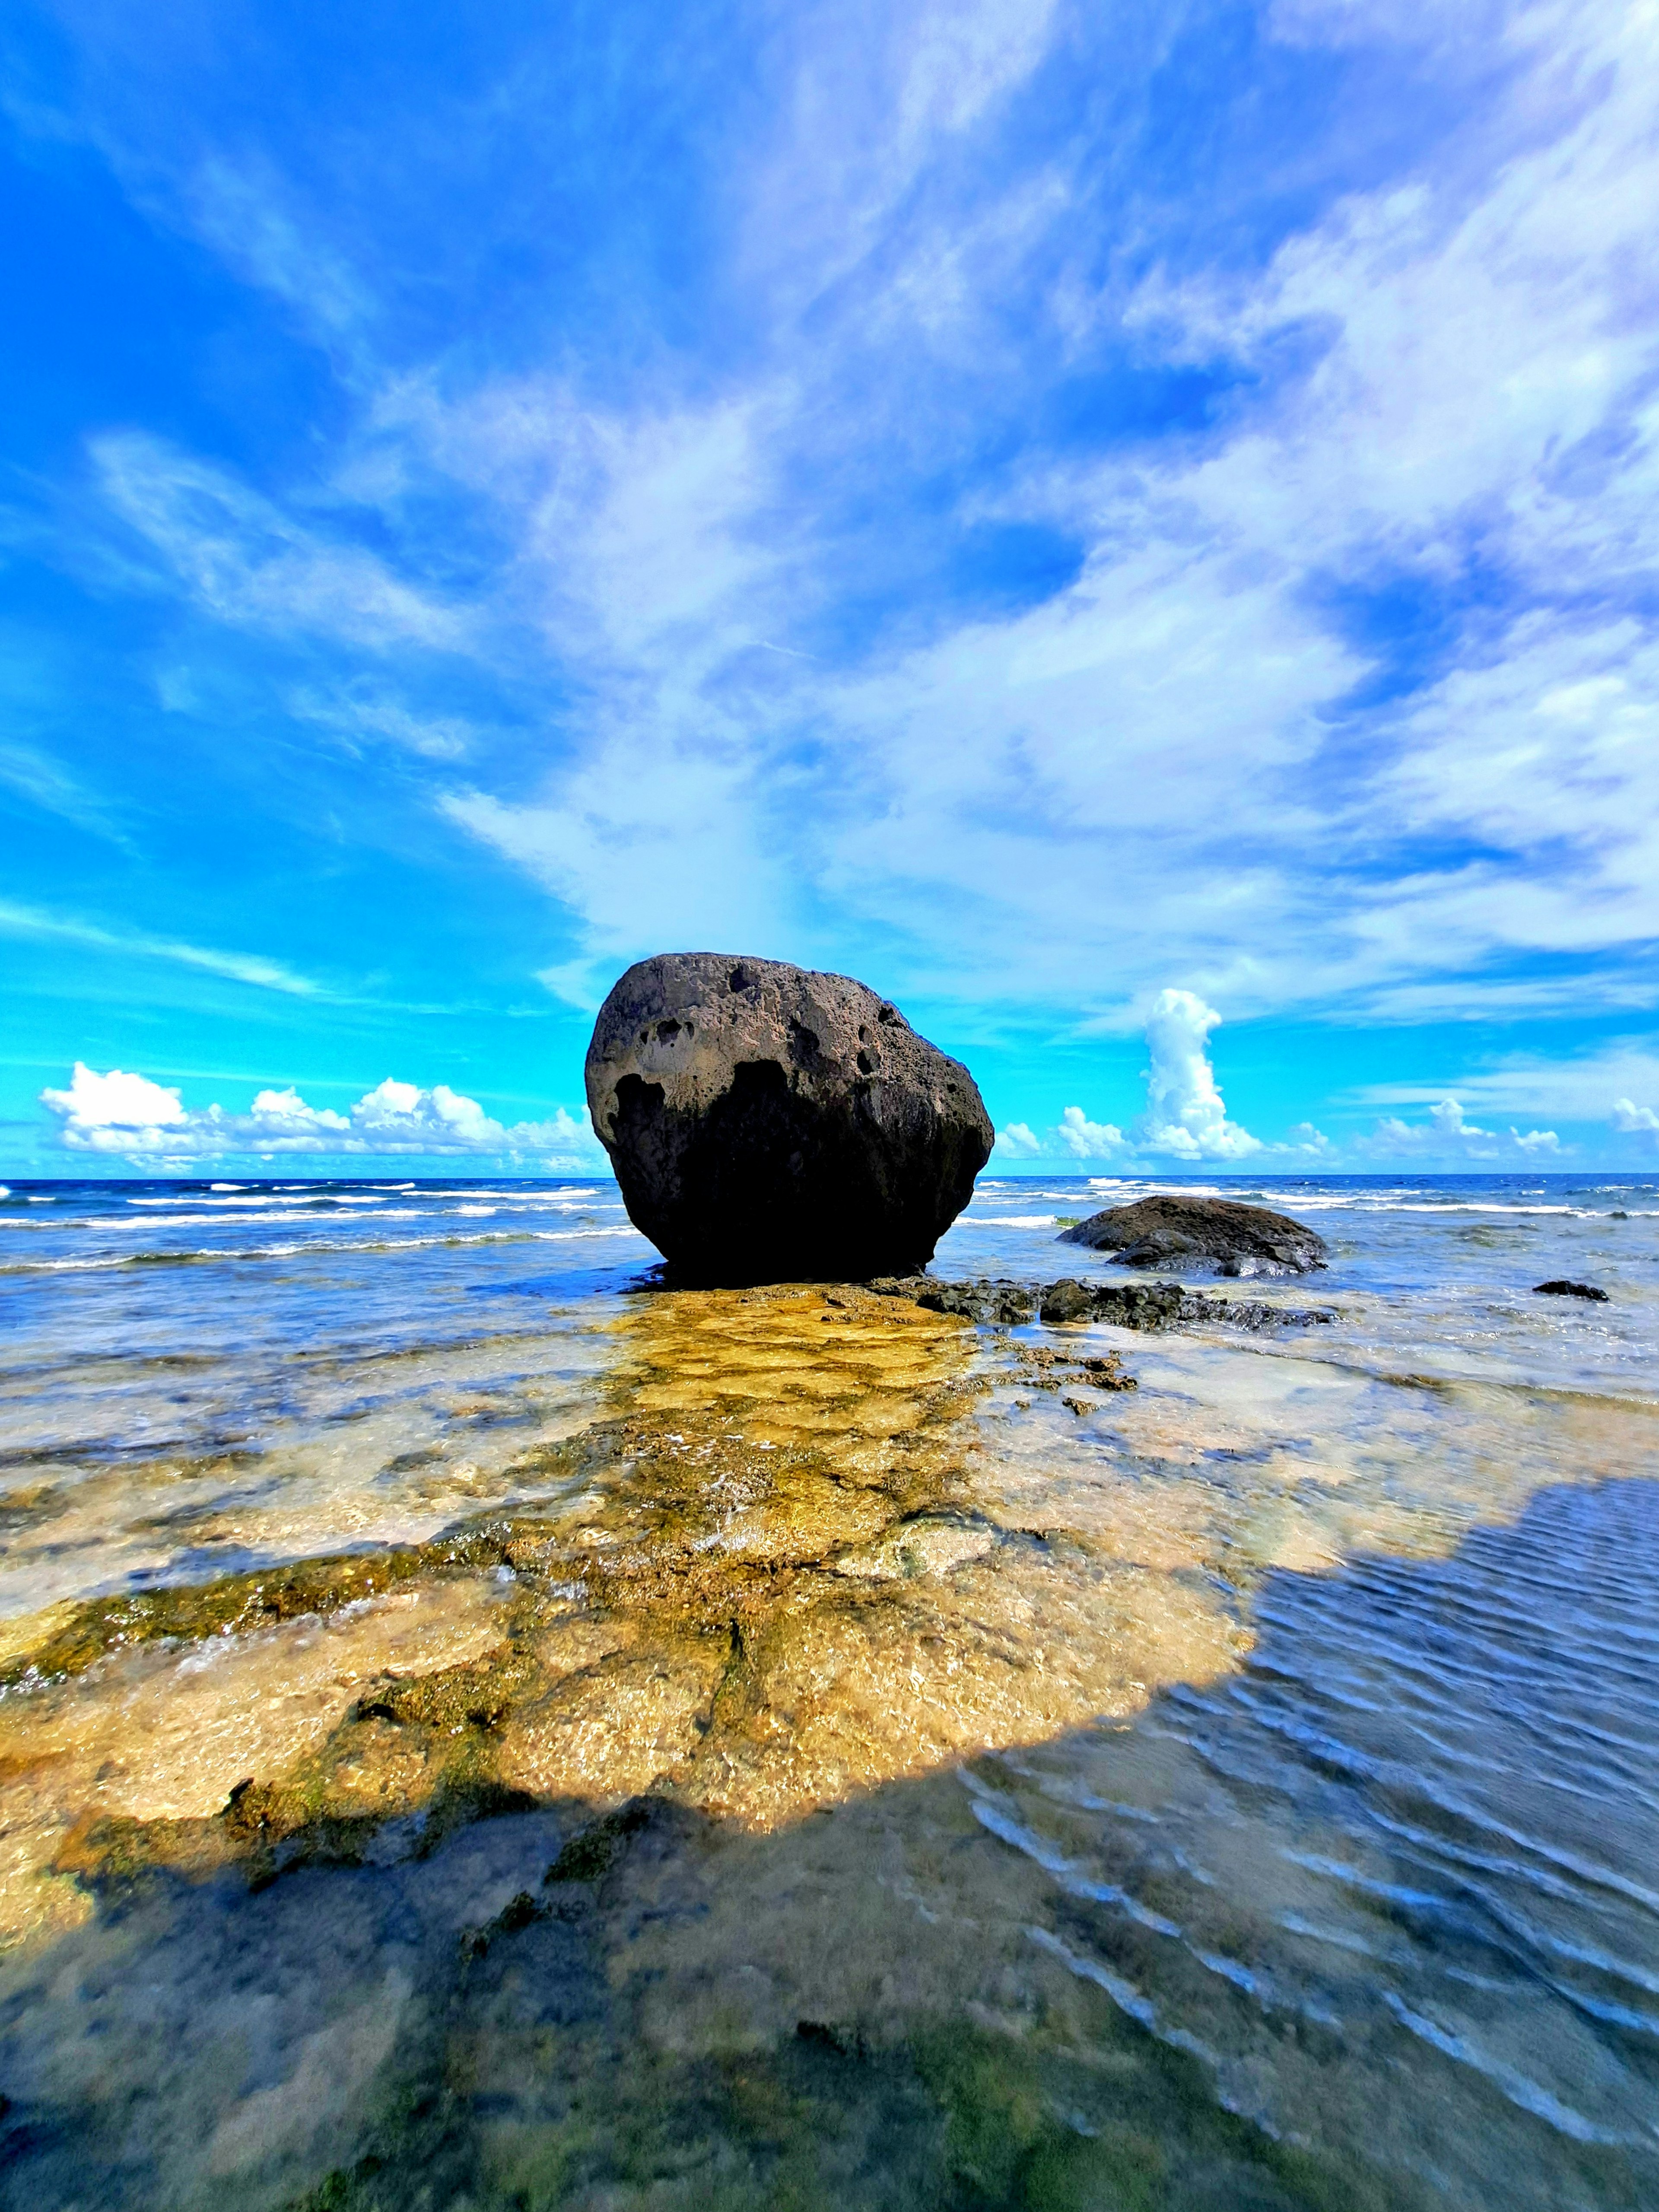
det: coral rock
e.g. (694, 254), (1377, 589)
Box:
(585, 953), (994, 1282)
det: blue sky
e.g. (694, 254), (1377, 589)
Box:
(3, 0), (1658, 1176)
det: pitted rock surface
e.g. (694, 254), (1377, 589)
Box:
(1058, 1194), (1328, 1274)
(869, 1274), (1335, 1332)
(585, 953), (994, 1281)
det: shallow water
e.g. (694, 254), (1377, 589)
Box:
(0, 1172), (1655, 2208)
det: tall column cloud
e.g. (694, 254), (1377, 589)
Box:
(1131, 989), (1262, 1161)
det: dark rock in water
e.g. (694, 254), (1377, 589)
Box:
(878, 1274), (1336, 1334)
(1089, 1282), (1187, 1328)
(1038, 1279), (1094, 1323)
(1533, 1280), (1609, 1302)
(1059, 1194), (1327, 1275)
(869, 1276), (1035, 1323)
(1179, 1291), (1335, 1332)
(585, 953), (994, 1282)
(1087, 1279), (1336, 1332)
(1080, 1354), (1136, 1390)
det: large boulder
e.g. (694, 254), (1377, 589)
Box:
(584, 953), (994, 1281)
(1058, 1194), (1327, 1274)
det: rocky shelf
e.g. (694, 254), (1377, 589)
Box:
(868, 1274), (1338, 1332)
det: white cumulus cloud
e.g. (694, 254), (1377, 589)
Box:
(1510, 1126), (1561, 1154)
(41, 1065), (190, 1142)
(1432, 1097), (1487, 1138)
(1612, 1097), (1659, 1134)
(39, 1064), (605, 1166)
(1055, 1106), (1125, 1158)
(1366, 1094), (1558, 1156)
(1281, 1121), (1332, 1155)
(1132, 989), (1261, 1160)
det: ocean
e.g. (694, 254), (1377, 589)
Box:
(0, 1171), (1656, 2209)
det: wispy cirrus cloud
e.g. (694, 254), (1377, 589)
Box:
(1350, 1040), (1659, 1125)
(287, 683), (478, 761)
(92, 433), (467, 652)
(10, 0), (1659, 1139)
(401, 0), (1659, 1018)
(0, 899), (319, 995)
(0, 741), (133, 847)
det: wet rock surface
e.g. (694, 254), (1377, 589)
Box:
(1533, 1278), (1609, 1300)
(869, 1274), (1036, 1323)
(0, 1284), (1217, 1915)
(871, 1274), (1336, 1333)
(4, 1270), (1658, 2212)
(1059, 1194), (1329, 1274)
(585, 953), (994, 1281)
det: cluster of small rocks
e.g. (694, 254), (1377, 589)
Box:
(1010, 1341), (1137, 1412)
(868, 1274), (1336, 1333)
(868, 1276), (1036, 1323)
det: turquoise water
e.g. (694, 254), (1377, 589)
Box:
(0, 1173), (1656, 2208)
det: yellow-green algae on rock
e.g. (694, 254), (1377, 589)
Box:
(4, 1278), (1654, 1927)
(4, 1279), (1656, 2211)
(0, 1284), (1246, 1918)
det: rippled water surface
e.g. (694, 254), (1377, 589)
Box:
(0, 1171), (1656, 2209)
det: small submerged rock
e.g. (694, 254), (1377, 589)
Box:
(1058, 1194), (1328, 1275)
(830, 1510), (1004, 1581)
(585, 952), (994, 1282)
(1533, 1279), (1610, 1301)
(1013, 1342), (1137, 1401)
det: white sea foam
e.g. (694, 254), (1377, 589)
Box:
(1031, 1178), (1615, 1222)
(1247, 1192), (1602, 1217)
(0, 1224), (648, 1274)
(419, 1190), (604, 1207)
(85, 1209), (426, 1232)
(127, 1192), (318, 1208)
(122, 1192), (397, 1210)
